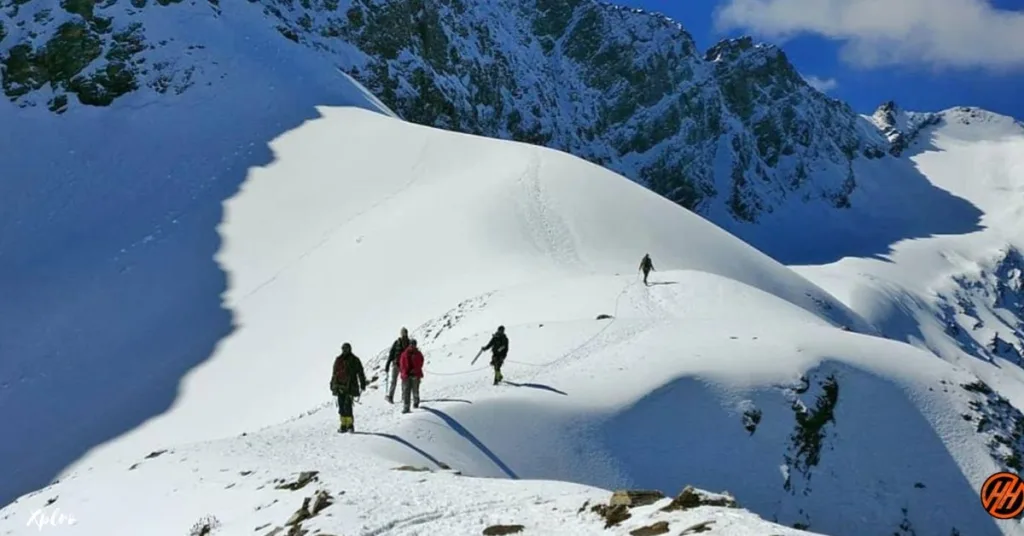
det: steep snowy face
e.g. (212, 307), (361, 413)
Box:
(0, 0), (892, 225)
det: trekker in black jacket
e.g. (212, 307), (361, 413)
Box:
(639, 254), (655, 286)
(384, 327), (411, 404)
(481, 326), (509, 385)
(330, 342), (367, 433)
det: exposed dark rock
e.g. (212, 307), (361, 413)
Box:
(630, 521), (670, 536)
(393, 465), (431, 472)
(145, 449), (168, 459)
(285, 497), (312, 526)
(482, 525), (525, 535)
(609, 489), (665, 508)
(661, 486), (738, 512)
(311, 490), (334, 515)
(274, 471), (319, 491)
(680, 521), (715, 534)
(596, 314), (613, 320)
(742, 408), (762, 435)
(590, 503), (631, 528)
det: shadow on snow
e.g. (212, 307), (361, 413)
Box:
(722, 128), (985, 266)
(597, 365), (999, 536)
(503, 381), (568, 396)
(362, 432), (448, 470)
(419, 406), (519, 479)
(0, 49), (388, 505)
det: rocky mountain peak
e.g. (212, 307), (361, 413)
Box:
(0, 0), (916, 227)
(869, 100), (940, 156)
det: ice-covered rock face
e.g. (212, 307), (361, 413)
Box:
(868, 100), (942, 156)
(2, 0), (904, 223)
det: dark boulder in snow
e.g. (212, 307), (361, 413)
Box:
(482, 525), (525, 535)
(274, 471), (319, 491)
(630, 521), (670, 535)
(609, 489), (665, 507)
(660, 486), (738, 512)
(590, 503), (631, 528)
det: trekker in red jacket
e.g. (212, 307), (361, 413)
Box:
(399, 339), (425, 414)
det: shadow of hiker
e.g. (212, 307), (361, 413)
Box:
(360, 432), (447, 470)
(648, 281), (677, 286)
(421, 398), (473, 404)
(503, 381), (568, 396)
(419, 407), (519, 479)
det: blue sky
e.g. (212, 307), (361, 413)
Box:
(617, 0), (1024, 119)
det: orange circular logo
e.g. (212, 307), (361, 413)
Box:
(981, 472), (1024, 519)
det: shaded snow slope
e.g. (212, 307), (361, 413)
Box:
(796, 108), (1024, 381)
(0, 0), (395, 506)
(721, 104), (987, 265)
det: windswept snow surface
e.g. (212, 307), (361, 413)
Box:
(1, 96), (1016, 535)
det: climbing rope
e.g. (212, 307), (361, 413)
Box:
(504, 276), (638, 368)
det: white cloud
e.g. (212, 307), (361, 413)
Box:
(803, 75), (838, 92)
(715, 0), (1024, 70)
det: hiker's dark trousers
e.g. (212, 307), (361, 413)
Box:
(402, 377), (421, 410)
(337, 393), (354, 418)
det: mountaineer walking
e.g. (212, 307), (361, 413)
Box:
(384, 327), (411, 404)
(399, 339), (425, 414)
(330, 342), (367, 433)
(639, 253), (655, 286)
(481, 326), (509, 385)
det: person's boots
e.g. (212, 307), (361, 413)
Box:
(385, 395), (393, 404)
(338, 415), (345, 433)
(348, 418), (355, 433)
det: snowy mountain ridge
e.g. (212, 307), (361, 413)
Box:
(1, 0), (902, 230)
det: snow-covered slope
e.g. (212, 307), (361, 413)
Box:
(4, 2), (1024, 535)
(4, 70), (1021, 535)
(795, 107), (1024, 421)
